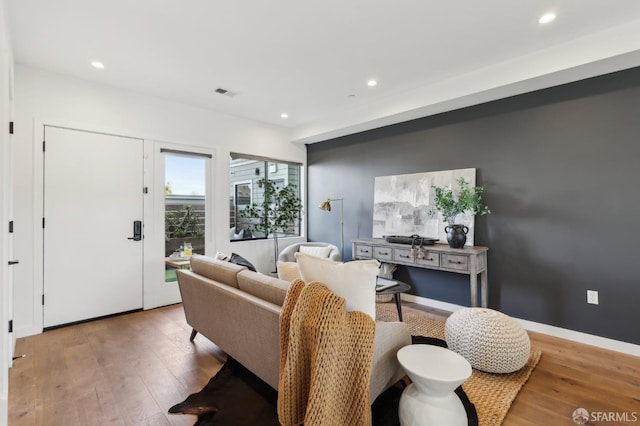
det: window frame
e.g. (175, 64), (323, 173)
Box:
(229, 153), (303, 242)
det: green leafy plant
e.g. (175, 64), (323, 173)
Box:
(429, 177), (490, 225)
(238, 179), (303, 237)
(237, 178), (303, 270)
(165, 205), (204, 239)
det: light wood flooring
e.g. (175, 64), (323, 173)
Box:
(9, 303), (640, 425)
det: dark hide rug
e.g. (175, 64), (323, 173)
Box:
(168, 357), (279, 426)
(169, 336), (477, 426)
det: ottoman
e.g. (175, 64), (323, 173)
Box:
(445, 308), (530, 374)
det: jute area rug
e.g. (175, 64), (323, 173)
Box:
(169, 302), (541, 425)
(377, 302), (542, 426)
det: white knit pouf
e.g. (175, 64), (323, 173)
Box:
(445, 308), (531, 374)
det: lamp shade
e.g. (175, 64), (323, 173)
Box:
(319, 199), (332, 211)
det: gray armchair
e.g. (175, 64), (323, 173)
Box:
(278, 242), (342, 262)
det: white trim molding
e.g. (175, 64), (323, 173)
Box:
(402, 294), (640, 358)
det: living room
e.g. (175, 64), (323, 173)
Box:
(1, 1), (640, 425)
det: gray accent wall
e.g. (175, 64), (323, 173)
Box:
(307, 67), (640, 345)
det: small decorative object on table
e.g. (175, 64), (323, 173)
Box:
(375, 277), (399, 292)
(384, 235), (437, 245)
(376, 263), (397, 303)
(429, 177), (490, 248)
(169, 250), (188, 261)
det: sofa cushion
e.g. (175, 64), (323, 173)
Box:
(299, 245), (332, 258)
(229, 252), (257, 272)
(295, 252), (380, 320)
(237, 270), (292, 307)
(277, 261), (302, 282)
(190, 255), (246, 288)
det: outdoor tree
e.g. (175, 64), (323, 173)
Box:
(237, 178), (303, 270)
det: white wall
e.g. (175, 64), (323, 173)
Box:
(13, 65), (306, 338)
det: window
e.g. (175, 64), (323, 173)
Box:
(164, 151), (208, 282)
(230, 153), (302, 241)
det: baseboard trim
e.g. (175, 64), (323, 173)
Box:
(15, 325), (41, 339)
(402, 294), (640, 357)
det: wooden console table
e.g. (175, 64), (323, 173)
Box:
(352, 238), (489, 307)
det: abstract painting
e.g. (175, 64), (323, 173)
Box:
(373, 168), (476, 245)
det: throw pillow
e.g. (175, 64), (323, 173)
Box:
(299, 245), (332, 258)
(215, 251), (230, 261)
(229, 253), (257, 272)
(277, 261), (302, 282)
(295, 252), (379, 320)
(231, 228), (244, 240)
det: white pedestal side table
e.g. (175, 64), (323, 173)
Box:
(397, 345), (472, 426)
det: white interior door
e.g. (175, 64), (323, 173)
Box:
(43, 126), (144, 328)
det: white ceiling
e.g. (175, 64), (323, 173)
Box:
(7, 0), (640, 143)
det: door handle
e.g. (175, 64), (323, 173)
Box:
(8, 260), (19, 265)
(128, 220), (142, 241)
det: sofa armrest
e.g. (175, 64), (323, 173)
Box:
(370, 321), (411, 402)
(177, 270), (283, 389)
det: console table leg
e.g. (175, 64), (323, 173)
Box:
(394, 293), (404, 322)
(481, 269), (488, 308)
(470, 273), (478, 307)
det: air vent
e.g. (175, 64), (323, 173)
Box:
(214, 87), (237, 97)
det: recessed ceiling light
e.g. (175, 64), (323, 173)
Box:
(367, 79), (377, 87)
(538, 13), (556, 24)
(91, 61), (105, 69)
(281, 113), (288, 119)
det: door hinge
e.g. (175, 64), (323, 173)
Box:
(143, 187), (148, 194)
(9, 121), (14, 134)
(8, 320), (12, 333)
(42, 295), (45, 306)
(42, 217), (45, 228)
(43, 140), (46, 152)
(9, 221), (13, 233)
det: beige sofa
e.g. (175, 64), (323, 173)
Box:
(177, 254), (411, 402)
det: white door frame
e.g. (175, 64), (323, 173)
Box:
(30, 120), (216, 332)
(0, 45), (15, 424)
(144, 141), (214, 309)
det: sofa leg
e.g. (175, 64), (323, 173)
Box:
(189, 329), (198, 341)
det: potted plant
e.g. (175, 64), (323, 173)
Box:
(237, 178), (303, 270)
(429, 177), (490, 248)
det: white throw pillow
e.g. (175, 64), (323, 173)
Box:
(295, 252), (379, 320)
(277, 261), (302, 282)
(215, 251), (230, 261)
(299, 245), (332, 258)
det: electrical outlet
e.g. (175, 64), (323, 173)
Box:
(587, 290), (599, 305)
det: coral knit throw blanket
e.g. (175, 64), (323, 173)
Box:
(278, 280), (376, 426)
